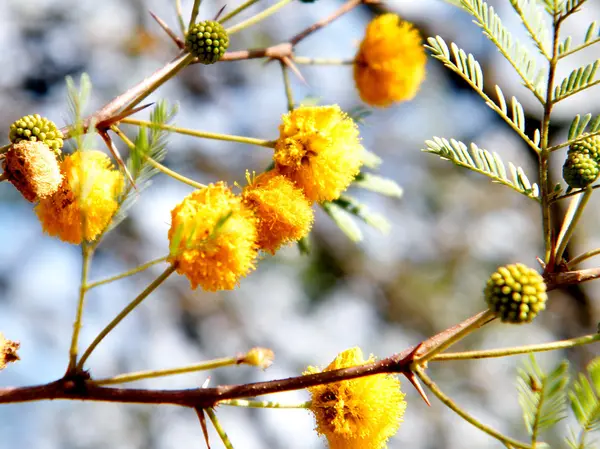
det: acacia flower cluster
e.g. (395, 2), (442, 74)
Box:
(354, 14), (427, 108)
(305, 347), (407, 449)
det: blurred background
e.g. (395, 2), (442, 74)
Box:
(0, 0), (599, 448)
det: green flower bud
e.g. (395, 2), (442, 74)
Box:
(562, 150), (599, 188)
(569, 134), (600, 162)
(185, 21), (229, 64)
(9, 114), (64, 154)
(484, 263), (547, 324)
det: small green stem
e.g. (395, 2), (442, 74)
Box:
(87, 256), (169, 290)
(93, 356), (240, 385)
(416, 310), (496, 365)
(415, 366), (532, 449)
(219, 0), (261, 24)
(206, 408), (235, 449)
(68, 244), (94, 372)
(567, 248), (600, 269)
(110, 125), (135, 149)
(219, 399), (310, 408)
(77, 264), (176, 370)
(175, 0), (186, 36)
(280, 61), (295, 112)
(432, 333), (600, 361)
(121, 118), (275, 148)
(555, 187), (592, 263)
(293, 56), (355, 65)
(225, 0), (293, 35)
(144, 156), (206, 189)
(188, 0), (202, 30)
(558, 37), (600, 60)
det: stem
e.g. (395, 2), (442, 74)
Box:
(280, 61), (295, 112)
(558, 37), (600, 60)
(415, 366), (532, 449)
(144, 156), (206, 189)
(68, 244), (94, 372)
(554, 187), (592, 263)
(93, 356), (240, 385)
(293, 56), (355, 65)
(415, 310), (496, 365)
(175, 0), (186, 36)
(188, 0), (202, 30)
(567, 248), (600, 269)
(219, 399), (310, 408)
(87, 256), (169, 290)
(206, 408), (235, 449)
(219, 0), (261, 24)
(77, 265), (176, 370)
(540, 13), (562, 268)
(432, 333), (600, 361)
(121, 118), (275, 148)
(549, 129), (600, 153)
(226, 0), (293, 35)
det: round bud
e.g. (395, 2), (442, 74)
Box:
(9, 114), (64, 153)
(185, 20), (229, 64)
(569, 134), (600, 162)
(562, 150), (599, 188)
(484, 263), (547, 324)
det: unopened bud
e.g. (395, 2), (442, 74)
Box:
(242, 347), (274, 369)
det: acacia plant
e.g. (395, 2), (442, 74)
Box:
(1, 0), (600, 448)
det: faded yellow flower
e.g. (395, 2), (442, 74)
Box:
(305, 347), (406, 449)
(168, 182), (258, 291)
(354, 14), (426, 107)
(3, 141), (62, 202)
(0, 332), (20, 371)
(274, 105), (363, 202)
(243, 169), (314, 254)
(35, 150), (124, 244)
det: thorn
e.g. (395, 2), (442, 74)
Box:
(195, 408), (211, 449)
(149, 10), (185, 49)
(282, 56), (307, 86)
(99, 131), (136, 190)
(404, 371), (431, 407)
(214, 5), (227, 21)
(536, 257), (546, 269)
(202, 377), (211, 388)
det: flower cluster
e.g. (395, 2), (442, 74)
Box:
(305, 347), (406, 449)
(562, 134), (600, 188)
(354, 14), (427, 107)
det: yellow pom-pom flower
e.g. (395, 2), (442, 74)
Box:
(242, 170), (314, 254)
(168, 182), (258, 291)
(274, 105), (363, 203)
(354, 14), (426, 107)
(35, 150), (124, 244)
(305, 347), (406, 449)
(3, 141), (63, 202)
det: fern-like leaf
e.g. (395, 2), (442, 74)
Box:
(517, 355), (569, 441)
(353, 172), (403, 198)
(559, 21), (600, 59)
(567, 357), (600, 449)
(509, 0), (551, 58)
(426, 36), (540, 153)
(554, 60), (600, 102)
(65, 73), (94, 149)
(423, 136), (540, 199)
(460, 0), (546, 101)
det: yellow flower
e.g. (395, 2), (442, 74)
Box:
(0, 332), (20, 371)
(242, 170), (314, 254)
(3, 141), (63, 202)
(305, 347), (406, 449)
(168, 182), (258, 291)
(354, 14), (426, 107)
(274, 105), (363, 202)
(35, 150), (124, 244)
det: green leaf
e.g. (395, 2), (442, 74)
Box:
(459, 0), (546, 100)
(568, 113), (600, 141)
(516, 355), (569, 440)
(321, 201), (363, 242)
(426, 36), (540, 152)
(567, 357), (600, 449)
(554, 60), (600, 102)
(423, 136), (540, 200)
(509, 0), (551, 58)
(353, 172), (403, 198)
(333, 195), (391, 234)
(65, 73), (94, 149)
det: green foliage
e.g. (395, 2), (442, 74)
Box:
(517, 355), (569, 442)
(509, 0), (551, 57)
(554, 60), (599, 102)
(65, 73), (94, 149)
(423, 136), (540, 200)
(353, 173), (403, 198)
(567, 357), (600, 449)
(459, 0), (546, 99)
(568, 114), (600, 141)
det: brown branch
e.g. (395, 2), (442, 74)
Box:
(546, 267), (600, 289)
(289, 0), (362, 45)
